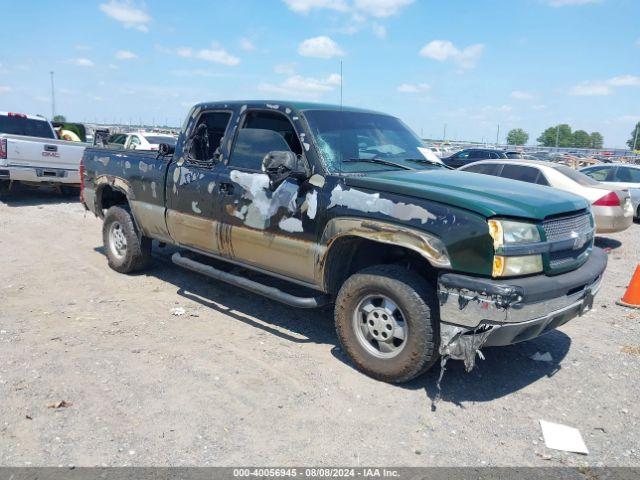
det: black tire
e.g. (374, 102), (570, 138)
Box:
(335, 264), (440, 384)
(0, 180), (9, 199)
(102, 205), (151, 273)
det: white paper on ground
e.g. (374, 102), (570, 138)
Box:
(539, 420), (589, 454)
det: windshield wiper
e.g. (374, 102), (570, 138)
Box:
(343, 158), (414, 171)
(403, 158), (451, 169)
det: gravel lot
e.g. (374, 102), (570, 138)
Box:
(1, 188), (639, 467)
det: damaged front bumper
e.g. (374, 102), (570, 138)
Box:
(437, 247), (607, 370)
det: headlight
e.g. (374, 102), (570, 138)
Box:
(488, 219), (543, 277)
(493, 254), (543, 277)
(488, 219), (541, 248)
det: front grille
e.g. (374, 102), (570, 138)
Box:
(549, 243), (590, 269)
(542, 212), (592, 242)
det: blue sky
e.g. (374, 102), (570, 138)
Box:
(0, 0), (638, 147)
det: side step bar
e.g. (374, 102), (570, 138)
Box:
(172, 252), (331, 309)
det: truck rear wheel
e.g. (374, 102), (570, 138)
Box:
(0, 180), (10, 199)
(335, 265), (440, 383)
(102, 206), (151, 273)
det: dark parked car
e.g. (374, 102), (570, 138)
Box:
(442, 148), (507, 168)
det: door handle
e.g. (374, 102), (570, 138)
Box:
(44, 144), (58, 152)
(219, 182), (234, 195)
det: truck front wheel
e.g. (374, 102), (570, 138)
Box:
(102, 206), (151, 273)
(335, 265), (440, 383)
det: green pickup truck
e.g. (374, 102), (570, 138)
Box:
(80, 101), (607, 383)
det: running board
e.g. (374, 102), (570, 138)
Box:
(171, 252), (330, 309)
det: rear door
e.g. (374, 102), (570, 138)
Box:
(165, 109), (233, 253)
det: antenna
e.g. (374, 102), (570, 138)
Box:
(340, 60), (343, 110)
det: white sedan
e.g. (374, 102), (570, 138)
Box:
(109, 132), (177, 151)
(460, 159), (634, 234)
(580, 163), (640, 219)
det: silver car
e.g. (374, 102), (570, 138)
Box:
(580, 164), (640, 219)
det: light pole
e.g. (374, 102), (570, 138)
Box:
(496, 124), (500, 146)
(555, 124), (561, 151)
(633, 123), (639, 152)
(50, 71), (56, 119)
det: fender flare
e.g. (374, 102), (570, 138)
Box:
(316, 217), (451, 286)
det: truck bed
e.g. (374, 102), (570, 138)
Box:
(1, 133), (88, 184)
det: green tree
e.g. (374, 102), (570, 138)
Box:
(52, 115), (66, 122)
(589, 132), (603, 149)
(537, 124), (573, 147)
(506, 128), (529, 146)
(628, 122), (640, 150)
(573, 130), (591, 148)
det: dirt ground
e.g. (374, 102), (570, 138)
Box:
(1, 187), (639, 467)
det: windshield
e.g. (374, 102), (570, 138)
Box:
(553, 164), (600, 186)
(0, 115), (55, 139)
(144, 135), (176, 145)
(303, 110), (437, 173)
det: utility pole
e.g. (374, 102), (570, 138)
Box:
(555, 124), (561, 150)
(50, 71), (56, 119)
(339, 60), (343, 111)
(443, 123), (447, 142)
(633, 124), (639, 152)
(496, 124), (500, 146)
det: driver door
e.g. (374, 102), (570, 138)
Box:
(214, 109), (318, 285)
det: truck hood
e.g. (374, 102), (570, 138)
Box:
(344, 169), (589, 220)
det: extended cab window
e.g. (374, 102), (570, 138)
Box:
(189, 111), (232, 162)
(229, 111), (302, 170)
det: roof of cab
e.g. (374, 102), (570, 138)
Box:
(191, 100), (386, 116)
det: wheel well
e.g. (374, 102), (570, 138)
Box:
(97, 185), (129, 216)
(323, 236), (438, 294)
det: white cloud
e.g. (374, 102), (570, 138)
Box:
(239, 38), (256, 51)
(283, 0), (412, 17)
(532, 104), (548, 110)
(259, 73), (341, 97)
(607, 75), (640, 87)
(510, 90), (535, 100)
(115, 50), (138, 60)
(99, 0), (151, 32)
(68, 58), (95, 67)
(283, 0), (348, 14)
(419, 40), (484, 69)
(546, 0), (601, 6)
(353, 0), (414, 17)
(569, 75), (640, 96)
(372, 23), (387, 38)
(397, 82), (430, 93)
(176, 44), (240, 66)
(274, 63), (297, 75)
(0, 86), (11, 93)
(569, 82), (611, 96)
(298, 36), (345, 58)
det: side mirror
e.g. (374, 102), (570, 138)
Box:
(158, 143), (175, 156)
(262, 151), (301, 190)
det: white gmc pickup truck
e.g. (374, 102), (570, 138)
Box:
(0, 112), (87, 194)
